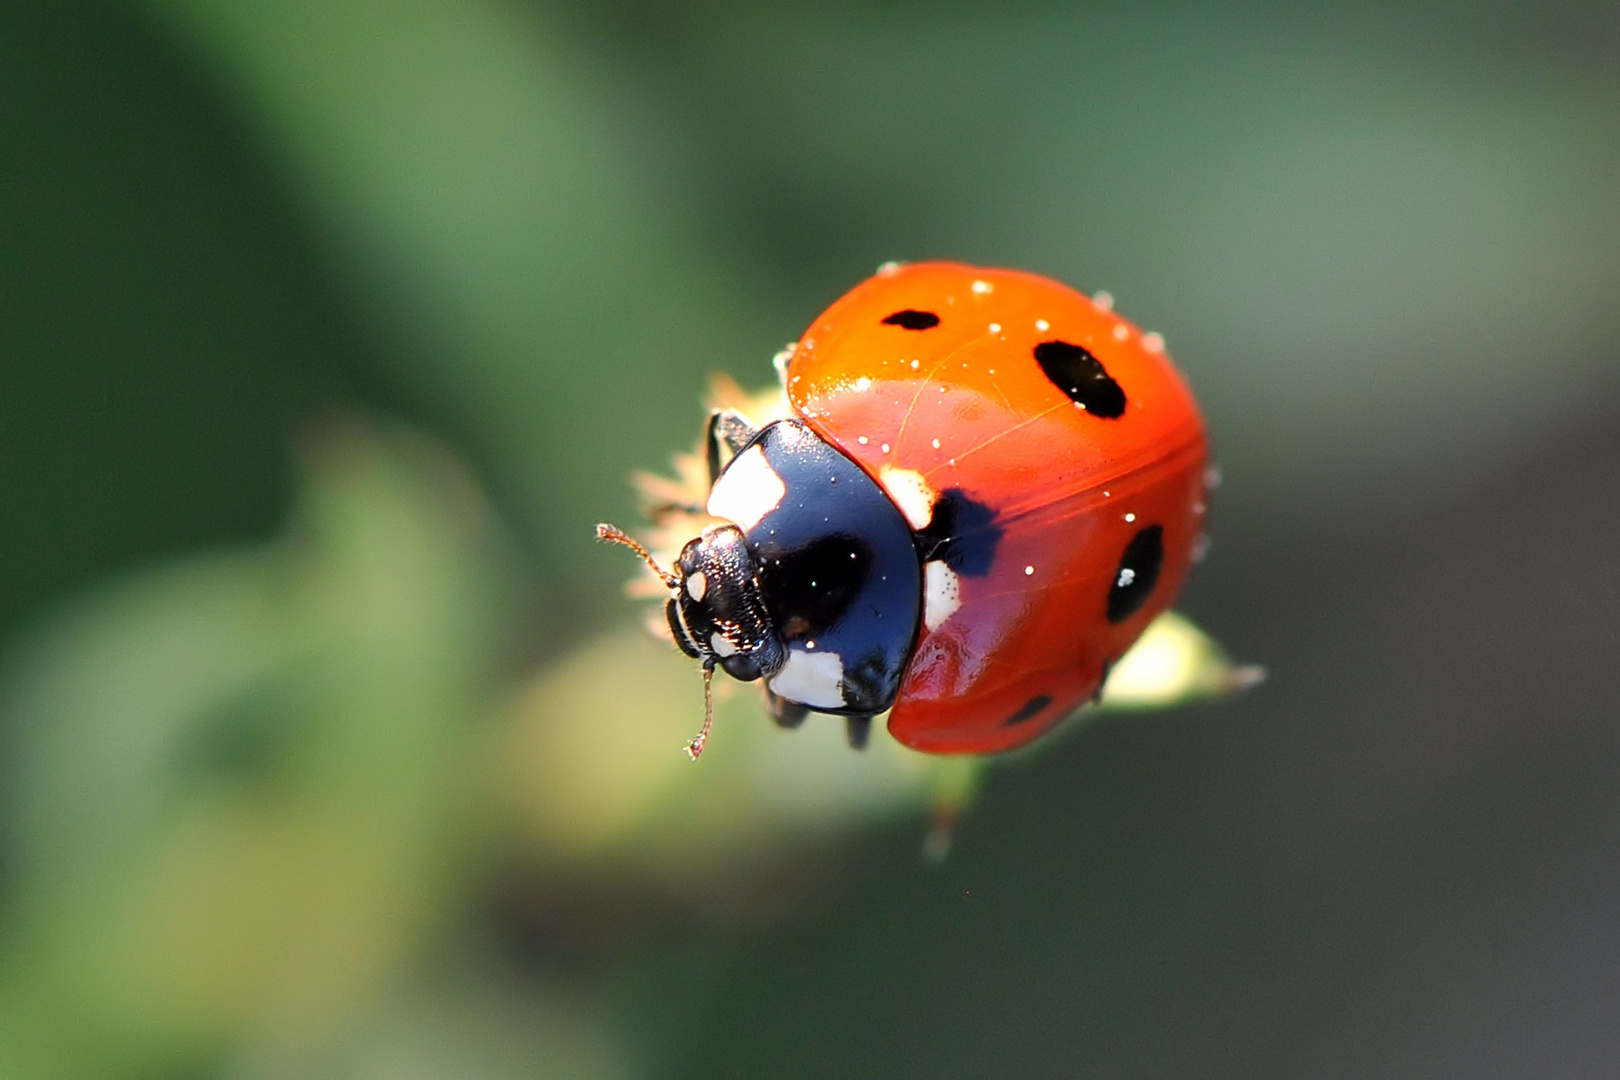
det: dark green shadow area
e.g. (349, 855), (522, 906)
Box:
(0, 2), (392, 648)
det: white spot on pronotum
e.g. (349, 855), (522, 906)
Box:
(686, 571), (707, 601)
(971, 279), (992, 295)
(932, 438), (941, 450)
(706, 444), (785, 529)
(1035, 319), (1050, 332)
(988, 322), (1001, 334)
(768, 648), (844, 708)
(1116, 567), (1137, 588)
(709, 632), (738, 657)
(1093, 290), (1114, 312)
(857, 435), (869, 445)
(1113, 324), (1130, 341)
(1124, 512), (1136, 522)
(1024, 565), (1035, 576)
(923, 560), (962, 632)
(1142, 332), (1165, 353)
(878, 466), (937, 531)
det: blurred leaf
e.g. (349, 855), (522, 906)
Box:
(0, 420), (518, 1076)
(230, 973), (632, 1080)
(495, 626), (948, 895)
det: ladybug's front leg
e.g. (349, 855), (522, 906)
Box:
(642, 409), (765, 520)
(705, 409), (760, 485)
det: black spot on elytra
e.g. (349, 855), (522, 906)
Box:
(1004, 694), (1053, 727)
(882, 309), (940, 330)
(1034, 340), (1126, 418)
(1106, 525), (1164, 624)
(914, 488), (1002, 577)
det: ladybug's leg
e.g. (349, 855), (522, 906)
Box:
(1091, 657), (1114, 704)
(844, 714), (874, 751)
(765, 689), (810, 730)
(705, 409), (760, 485)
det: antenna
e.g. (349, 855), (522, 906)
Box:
(596, 523), (680, 591)
(598, 523), (719, 760)
(685, 661), (716, 760)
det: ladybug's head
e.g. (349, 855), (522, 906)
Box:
(595, 521), (786, 758)
(667, 525), (787, 683)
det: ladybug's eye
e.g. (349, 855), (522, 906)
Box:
(881, 309), (940, 330)
(665, 598), (704, 659)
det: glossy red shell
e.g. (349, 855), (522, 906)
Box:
(785, 263), (1208, 754)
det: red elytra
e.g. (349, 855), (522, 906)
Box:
(784, 262), (1208, 754)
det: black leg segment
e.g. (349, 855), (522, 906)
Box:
(766, 690), (810, 729)
(705, 409), (760, 484)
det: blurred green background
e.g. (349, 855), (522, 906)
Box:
(2, 1), (1618, 1076)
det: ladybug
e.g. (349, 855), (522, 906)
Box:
(600, 262), (1209, 757)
